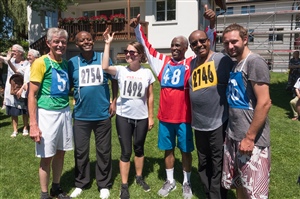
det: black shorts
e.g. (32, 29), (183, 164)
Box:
(6, 105), (27, 116)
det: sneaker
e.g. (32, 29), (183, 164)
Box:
(136, 176), (150, 192)
(157, 180), (176, 197)
(50, 187), (72, 199)
(10, 132), (18, 138)
(70, 187), (82, 198)
(182, 182), (193, 199)
(100, 188), (110, 199)
(22, 129), (29, 136)
(119, 184), (130, 199)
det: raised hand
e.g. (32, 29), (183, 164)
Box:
(203, 5), (216, 28)
(129, 14), (140, 28)
(103, 27), (115, 44)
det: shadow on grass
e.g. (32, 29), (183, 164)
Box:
(60, 157), (236, 198)
(269, 81), (294, 118)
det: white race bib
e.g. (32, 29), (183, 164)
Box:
(79, 65), (103, 87)
(120, 76), (145, 99)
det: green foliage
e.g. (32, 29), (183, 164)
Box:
(0, 72), (299, 198)
(27, 0), (74, 12)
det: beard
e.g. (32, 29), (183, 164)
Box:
(227, 45), (244, 58)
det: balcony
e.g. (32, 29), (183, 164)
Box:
(60, 20), (148, 42)
(30, 21), (148, 57)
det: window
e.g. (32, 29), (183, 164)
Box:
(226, 7), (233, 15)
(248, 29), (254, 42)
(241, 5), (255, 14)
(42, 11), (58, 29)
(156, 0), (176, 21)
(269, 28), (284, 41)
(216, 8), (226, 16)
(129, 7), (140, 18)
(216, 31), (223, 44)
(83, 11), (95, 17)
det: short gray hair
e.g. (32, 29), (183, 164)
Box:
(46, 27), (68, 42)
(12, 44), (25, 55)
(28, 49), (41, 58)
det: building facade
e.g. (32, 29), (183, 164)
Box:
(216, 0), (300, 71)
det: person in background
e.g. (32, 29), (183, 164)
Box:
(68, 31), (118, 199)
(292, 77), (300, 120)
(286, 51), (300, 92)
(188, 17), (234, 199)
(0, 45), (30, 137)
(28, 27), (73, 199)
(221, 23), (272, 199)
(290, 94), (299, 120)
(129, 5), (216, 199)
(102, 29), (155, 199)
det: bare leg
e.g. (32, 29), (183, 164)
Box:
(22, 114), (29, 130)
(165, 149), (175, 169)
(181, 151), (192, 172)
(12, 116), (18, 132)
(236, 187), (248, 199)
(134, 156), (144, 176)
(39, 157), (53, 192)
(52, 150), (65, 184)
(120, 160), (130, 184)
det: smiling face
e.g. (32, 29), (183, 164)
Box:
(222, 30), (247, 59)
(170, 36), (188, 61)
(27, 52), (37, 64)
(124, 44), (141, 64)
(47, 35), (67, 57)
(75, 31), (94, 52)
(11, 46), (24, 60)
(189, 30), (210, 59)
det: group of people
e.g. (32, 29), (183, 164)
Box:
(1, 6), (271, 199)
(0, 45), (40, 137)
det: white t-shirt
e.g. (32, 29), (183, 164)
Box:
(114, 65), (155, 119)
(294, 77), (300, 90)
(4, 58), (30, 108)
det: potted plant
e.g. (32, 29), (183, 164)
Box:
(76, 16), (90, 24)
(59, 17), (75, 26)
(109, 13), (125, 23)
(90, 15), (108, 24)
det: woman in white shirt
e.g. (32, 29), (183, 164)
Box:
(102, 29), (155, 199)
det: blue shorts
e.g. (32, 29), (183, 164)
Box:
(158, 121), (194, 153)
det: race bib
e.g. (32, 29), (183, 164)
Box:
(161, 64), (185, 88)
(79, 65), (103, 87)
(120, 77), (145, 99)
(50, 68), (69, 96)
(192, 60), (217, 91)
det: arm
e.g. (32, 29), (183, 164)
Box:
(109, 79), (118, 117)
(203, 5), (216, 50)
(239, 82), (272, 154)
(130, 14), (168, 76)
(296, 88), (300, 98)
(28, 81), (42, 143)
(102, 28), (117, 76)
(147, 83), (154, 131)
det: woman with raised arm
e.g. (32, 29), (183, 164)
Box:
(103, 29), (155, 199)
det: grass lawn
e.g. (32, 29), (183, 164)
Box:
(0, 72), (299, 199)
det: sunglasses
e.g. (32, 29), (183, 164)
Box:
(124, 50), (138, 56)
(190, 38), (208, 47)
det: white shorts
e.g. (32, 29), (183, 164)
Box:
(36, 106), (73, 158)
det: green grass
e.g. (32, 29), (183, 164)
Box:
(0, 72), (299, 199)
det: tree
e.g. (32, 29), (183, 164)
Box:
(0, 0), (74, 52)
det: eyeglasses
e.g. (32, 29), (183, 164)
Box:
(52, 40), (67, 45)
(124, 50), (138, 56)
(190, 38), (208, 47)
